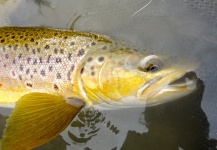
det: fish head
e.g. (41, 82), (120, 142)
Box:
(81, 44), (198, 106)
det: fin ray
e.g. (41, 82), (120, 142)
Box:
(0, 92), (84, 150)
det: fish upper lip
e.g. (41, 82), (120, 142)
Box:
(137, 73), (168, 98)
(163, 73), (198, 91)
(137, 71), (197, 99)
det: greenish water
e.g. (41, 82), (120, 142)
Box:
(0, 0), (217, 149)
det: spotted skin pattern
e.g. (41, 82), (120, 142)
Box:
(0, 27), (111, 95)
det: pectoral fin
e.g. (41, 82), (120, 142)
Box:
(0, 92), (85, 150)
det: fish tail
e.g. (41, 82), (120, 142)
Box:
(0, 92), (84, 150)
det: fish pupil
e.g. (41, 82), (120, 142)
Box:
(149, 65), (158, 72)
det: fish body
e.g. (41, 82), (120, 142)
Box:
(0, 27), (111, 105)
(0, 27), (197, 149)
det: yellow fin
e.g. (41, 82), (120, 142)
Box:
(0, 92), (84, 150)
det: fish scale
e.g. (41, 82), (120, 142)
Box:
(0, 27), (111, 94)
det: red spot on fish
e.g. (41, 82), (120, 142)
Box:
(0, 83), (2, 88)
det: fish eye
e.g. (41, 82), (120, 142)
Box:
(138, 55), (162, 73)
(138, 63), (159, 72)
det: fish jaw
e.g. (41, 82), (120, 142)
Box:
(137, 70), (198, 106)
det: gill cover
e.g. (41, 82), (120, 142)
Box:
(81, 44), (163, 103)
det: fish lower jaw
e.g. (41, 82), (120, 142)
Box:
(145, 76), (198, 106)
(136, 72), (198, 106)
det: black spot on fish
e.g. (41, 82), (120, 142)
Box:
(70, 41), (75, 45)
(18, 54), (22, 59)
(102, 46), (107, 50)
(56, 58), (62, 63)
(40, 70), (46, 76)
(19, 75), (22, 80)
(11, 35), (15, 39)
(1, 39), (5, 43)
(25, 44), (28, 48)
(20, 65), (23, 71)
(35, 42), (39, 45)
(37, 48), (41, 53)
(14, 45), (18, 51)
(39, 57), (43, 63)
(27, 57), (31, 64)
(68, 53), (72, 61)
(20, 36), (23, 39)
(77, 49), (85, 57)
(11, 71), (16, 77)
(91, 42), (96, 46)
(2, 47), (6, 52)
(133, 49), (138, 52)
(26, 83), (33, 88)
(47, 55), (51, 63)
(26, 68), (30, 75)
(54, 48), (58, 54)
(80, 67), (84, 74)
(98, 56), (104, 62)
(71, 65), (75, 71)
(33, 59), (38, 65)
(87, 57), (92, 62)
(67, 71), (72, 80)
(92, 35), (98, 40)
(53, 84), (59, 90)
(56, 72), (61, 79)
(60, 49), (64, 54)
(12, 59), (16, 64)
(26, 47), (29, 51)
(44, 45), (50, 49)
(49, 66), (53, 72)
(32, 49), (36, 54)
(5, 54), (8, 59)
(30, 38), (34, 42)
(91, 71), (95, 76)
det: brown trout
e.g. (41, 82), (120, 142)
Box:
(0, 27), (197, 149)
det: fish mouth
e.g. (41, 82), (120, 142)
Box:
(137, 71), (198, 106)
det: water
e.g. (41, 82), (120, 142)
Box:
(0, 0), (217, 149)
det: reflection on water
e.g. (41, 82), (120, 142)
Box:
(0, 115), (7, 138)
(63, 105), (147, 150)
(34, 135), (69, 150)
(30, 0), (55, 10)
